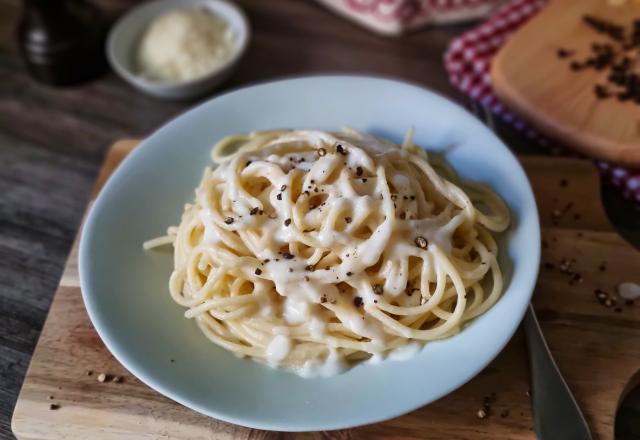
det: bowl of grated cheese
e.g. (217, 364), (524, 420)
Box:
(107, 0), (250, 100)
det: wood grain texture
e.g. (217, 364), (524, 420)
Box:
(0, 132), (100, 440)
(491, 0), (640, 166)
(11, 141), (640, 440)
(0, 2), (473, 438)
(0, 2), (559, 437)
(1, 0), (639, 439)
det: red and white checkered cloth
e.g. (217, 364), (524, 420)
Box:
(444, 0), (640, 203)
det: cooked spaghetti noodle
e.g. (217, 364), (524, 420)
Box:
(145, 129), (510, 377)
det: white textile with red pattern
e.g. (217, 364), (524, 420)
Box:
(316, 0), (503, 35)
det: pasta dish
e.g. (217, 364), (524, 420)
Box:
(144, 129), (510, 377)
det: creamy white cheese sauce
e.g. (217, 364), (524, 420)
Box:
(162, 129), (509, 377)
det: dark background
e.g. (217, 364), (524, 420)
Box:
(1, 0), (639, 439)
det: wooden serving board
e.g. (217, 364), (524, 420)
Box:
(491, 0), (640, 166)
(11, 140), (640, 440)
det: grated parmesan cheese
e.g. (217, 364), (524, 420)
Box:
(137, 8), (234, 83)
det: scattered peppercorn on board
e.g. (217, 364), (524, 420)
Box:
(492, 0), (640, 166)
(11, 140), (640, 439)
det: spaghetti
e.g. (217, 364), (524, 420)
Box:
(145, 129), (510, 377)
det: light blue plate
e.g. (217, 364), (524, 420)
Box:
(79, 76), (540, 431)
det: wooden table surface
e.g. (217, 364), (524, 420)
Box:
(0, 1), (638, 439)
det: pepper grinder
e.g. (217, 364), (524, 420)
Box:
(17, 0), (108, 86)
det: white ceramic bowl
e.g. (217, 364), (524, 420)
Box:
(107, 0), (250, 100)
(80, 76), (540, 431)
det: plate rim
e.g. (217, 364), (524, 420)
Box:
(79, 74), (541, 432)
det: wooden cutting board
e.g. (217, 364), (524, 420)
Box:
(491, 0), (640, 166)
(11, 140), (640, 440)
